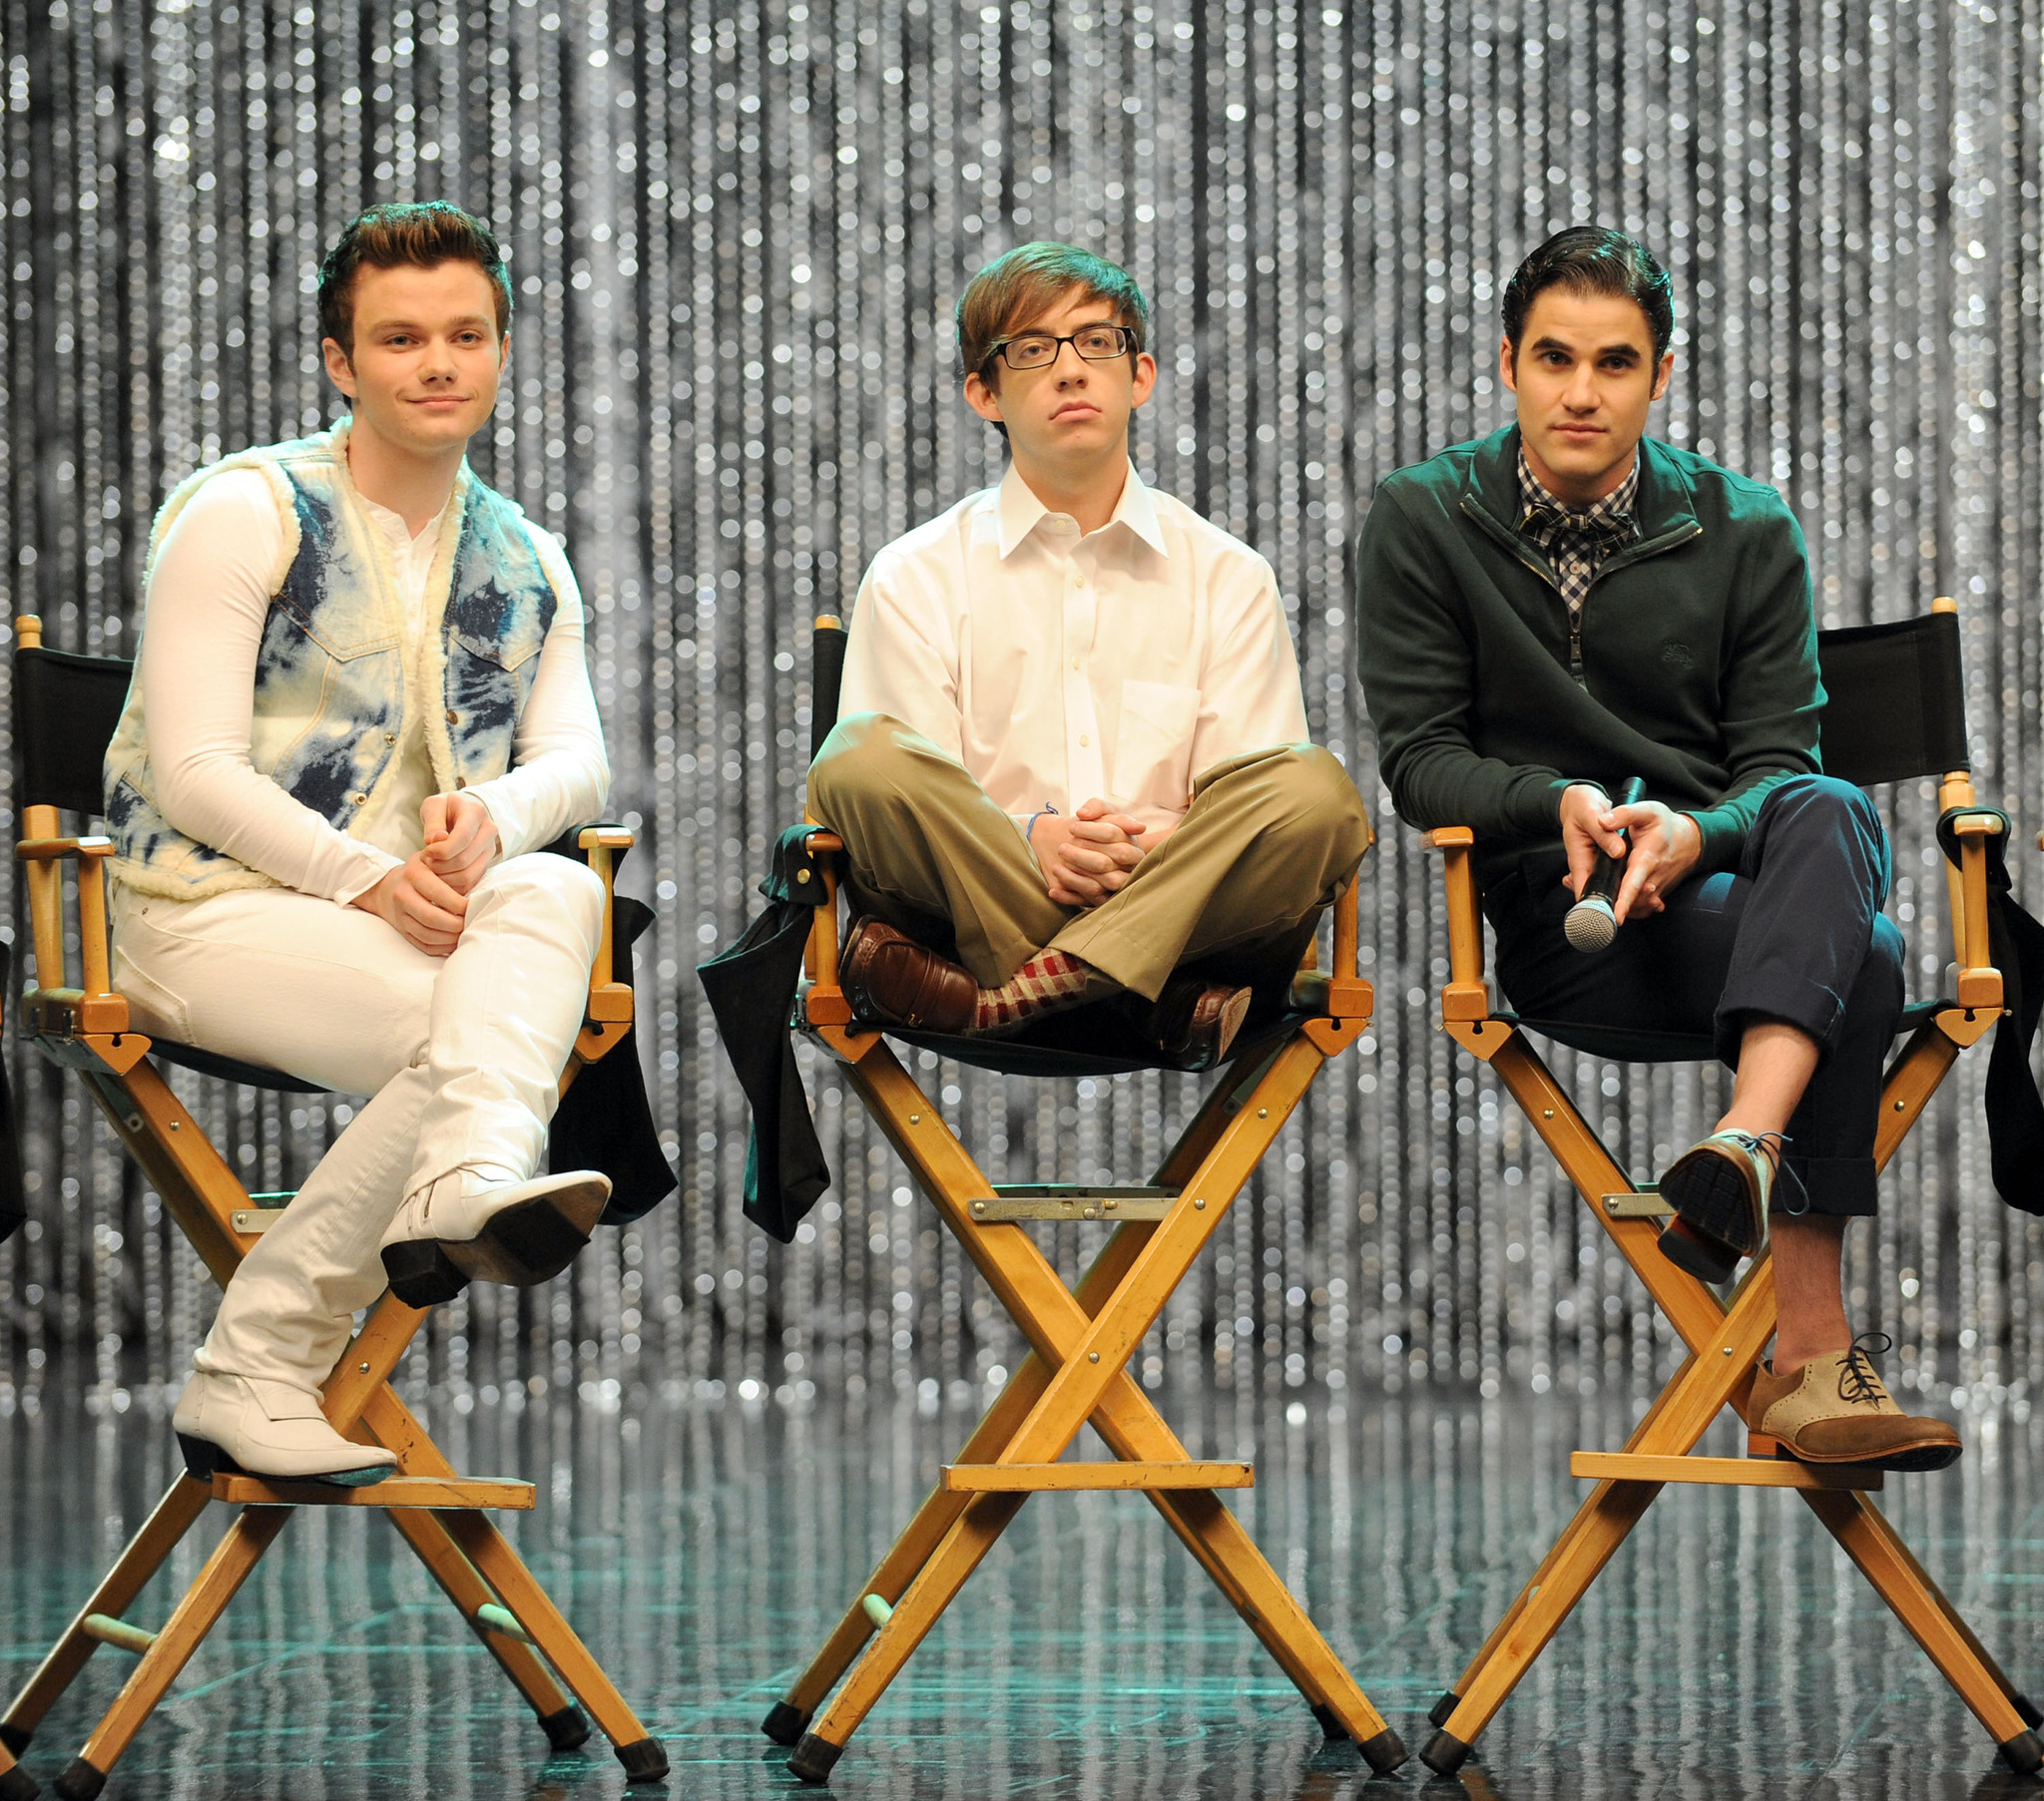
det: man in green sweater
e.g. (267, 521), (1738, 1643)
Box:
(1355, 226), (1957, 1471)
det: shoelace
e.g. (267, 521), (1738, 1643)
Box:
(1721, 1128), (1811, 1217)
(1836, 1331), (1896, 1408)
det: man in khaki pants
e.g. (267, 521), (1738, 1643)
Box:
(810, 242), (1368, 1067)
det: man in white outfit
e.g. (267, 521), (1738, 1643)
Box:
(105, 203), (614, 1483)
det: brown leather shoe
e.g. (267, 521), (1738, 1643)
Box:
(1142, 976), (1254, 1071)
(1745, 1333), (1961, 1473)
(839, 919), (977, 1034)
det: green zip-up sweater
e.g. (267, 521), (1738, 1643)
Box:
(1354, 424), (1821, 887)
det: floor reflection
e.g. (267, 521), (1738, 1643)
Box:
(2, 1376), (2041, 1799)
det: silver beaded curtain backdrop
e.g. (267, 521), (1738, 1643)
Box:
(3, 1), (2042, 1420)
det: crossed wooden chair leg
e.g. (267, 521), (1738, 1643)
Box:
(1419, 1027), (2044, 1778)
(764, 1020), (1406, 1785)
(3, 1059), (667, 1799)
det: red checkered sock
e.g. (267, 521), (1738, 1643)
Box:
(972, 950), (1101, 1034)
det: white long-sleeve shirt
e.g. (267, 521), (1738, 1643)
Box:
(128, 467), (609, 906)
(837, 462), (1310, 837)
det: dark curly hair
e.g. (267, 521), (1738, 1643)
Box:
(1502, 226), (1674, 362)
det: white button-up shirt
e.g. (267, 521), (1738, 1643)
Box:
(836, 463), (1310, 835)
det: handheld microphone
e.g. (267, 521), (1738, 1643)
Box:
(1563, 777), (1648, 953)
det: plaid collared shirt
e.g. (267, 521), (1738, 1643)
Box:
(1516, 447), (1640, 677)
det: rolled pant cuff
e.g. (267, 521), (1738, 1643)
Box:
(1774, 1154), (1877, 1219)
(1714, 979), (1846, 1067)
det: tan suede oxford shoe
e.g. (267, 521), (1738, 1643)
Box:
(1746, 1333), (1962, 1473)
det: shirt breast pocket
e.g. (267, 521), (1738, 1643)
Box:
(1113, 679), (1201, 810)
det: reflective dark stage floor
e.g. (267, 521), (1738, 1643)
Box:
(5, 1376), (2044, 1800)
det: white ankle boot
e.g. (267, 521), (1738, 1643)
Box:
(378, 1167), (612, 1307)
(173, 1372), (398, 1486)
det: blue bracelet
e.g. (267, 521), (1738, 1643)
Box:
(1024, 803), (1059, 845)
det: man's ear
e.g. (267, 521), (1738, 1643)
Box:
(963, 368), (1004, 425)
(321, 335), (356, 400)
(1129, 350), (1158, 410)
(1498, 333), (1519, 395)
(498, 329), (511, 371)
(1651, 349), (1674, 403)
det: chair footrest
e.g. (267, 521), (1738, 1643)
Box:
(942, 1461), (1252, 1492)
(974, 1185), (1177, 1222)
(1600, 1188), (1672, 1219)
(1571, 1451), (1882, 1491)
(213, 1474), (536, 1509)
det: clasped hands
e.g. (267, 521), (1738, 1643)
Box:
(349, 791), (498, 956)
(1030, 797), (1172, 908)
(1558, 782), (1702, 925)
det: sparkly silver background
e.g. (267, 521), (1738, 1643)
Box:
(3, 2), (2040, 1420)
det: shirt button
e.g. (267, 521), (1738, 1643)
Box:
(350, 793), (366, 807)
(1072, 658), (1081, 671)
(1079, 734), (1090, 748)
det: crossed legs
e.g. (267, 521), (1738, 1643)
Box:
(806, 712), (1371, 1051)
(110, 854), (605, 1476)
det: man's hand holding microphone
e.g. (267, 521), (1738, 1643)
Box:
(1559, 778), (1704, 951)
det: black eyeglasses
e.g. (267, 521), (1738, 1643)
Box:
(983, 325), (1137, 371)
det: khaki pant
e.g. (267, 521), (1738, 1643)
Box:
(807, 713), (1372, 1000)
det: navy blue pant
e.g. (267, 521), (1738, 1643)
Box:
(1485, 775), (1905, 1218)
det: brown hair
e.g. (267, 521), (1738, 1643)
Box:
(317, 202), (512, 356)
(954, 241), (1149, 380)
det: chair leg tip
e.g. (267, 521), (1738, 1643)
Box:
(2001, 1729), (2044, 1776)
(538, 1704), (591, 1752)
(1420, 1728), (1472, 1776)
(762, 1701), (809, 1746)
(1358, 1727), (1408, 1775)
(614, 1736), (669, 1784)
(1427, 1689), (1461, 1729)
(0, 1763), (38, 1801)
(788, 1732), (844, 1785)
(51, 1760), (105, 1801)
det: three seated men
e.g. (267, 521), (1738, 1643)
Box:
(1355, 226), (1958, 1469)
(810, 241), (1372, 1067)
(113, 204), (1957, 1484)
(108, 204), (615, 1483)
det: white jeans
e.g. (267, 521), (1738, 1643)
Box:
(111, 855), (606, 1392)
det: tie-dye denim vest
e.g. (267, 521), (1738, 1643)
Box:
(104, 421), (559, 899)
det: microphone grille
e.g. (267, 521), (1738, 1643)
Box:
(1564, 898), (1618, 953)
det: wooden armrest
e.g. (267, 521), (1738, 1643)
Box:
(807, 831), (843, 855)
(16, 835), (114, 860)
(576, 824), (635, 851)
(1950, 821), (2002, 1007)
(1423, 823), (1491, 1010)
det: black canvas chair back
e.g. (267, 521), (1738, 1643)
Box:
(1814, 609), (1970, 787)
(1517, 610), (1970, 1064)
(15, 642), (132, 817)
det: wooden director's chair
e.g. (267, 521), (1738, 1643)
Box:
(1416, 600), (2044, 1778)
(758, 617), (1406, 1784)
(0, 617), (667, 1801)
